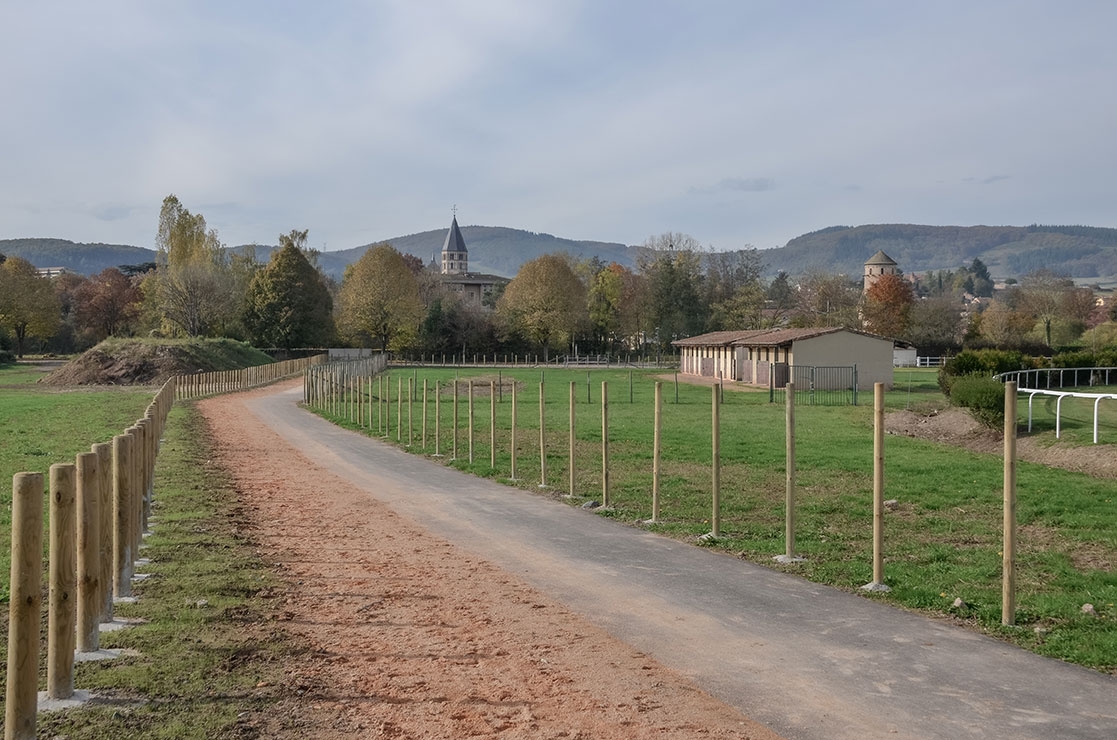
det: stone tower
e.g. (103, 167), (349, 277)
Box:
(863, 250), (898, 292)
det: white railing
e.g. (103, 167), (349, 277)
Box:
(996, 367), (1117, 444)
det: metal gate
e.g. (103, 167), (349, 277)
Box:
(769, 365), (858, 406)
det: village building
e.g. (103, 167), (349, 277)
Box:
(437, 214), (507, 306)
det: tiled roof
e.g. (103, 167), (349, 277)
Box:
(865, 250), (897, 266)
(673, 326), (897, 348)
(671, 330), (771, 347)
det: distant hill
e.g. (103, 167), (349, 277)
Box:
(758, 224), (1117, 281)
(0, 238), (155, 274)
(5, 223), (1117, 283)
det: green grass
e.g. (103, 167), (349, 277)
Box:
(2, 404), (293, 738)
(1016, 385), (1117, 445)
(313, 365), (1117, 672)
(0, 372), (153, 601)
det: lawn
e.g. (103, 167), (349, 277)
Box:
(311, 364), (1117, 671)
(0, 364), (154, 600)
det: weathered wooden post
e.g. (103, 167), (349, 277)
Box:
(434, 380), (442, 456)
(468, 380), (475, 463)
(48, 463), (77, 699)
(422, 378), (428, 449)
(490, 381), (497, 468)
(651, 381), (662, 522)
(568, 381), (576, 497)
(452, 379), (459, 460)
(408, 376), (414, 447)
(778, 382), (807, 565)
(6, 472), (44, 740)
(76, 451), (101, 652)
(378, 374), (384, 435)
(510, 382), (519, 480)
(601, 381), (610, 507)
(861, 383), (890, 586)
(539, 381), (547, 487)
(397, 376), (403, 442)
(711, 383), (721, 538)
(92, 443), (112, 622)
(113, 432), (133, 598)
(1003, 380), (1018, 626)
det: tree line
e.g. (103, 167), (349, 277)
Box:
(2, 196), (1115, 361)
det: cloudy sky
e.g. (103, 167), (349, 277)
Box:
(3, 1), (1115, 253)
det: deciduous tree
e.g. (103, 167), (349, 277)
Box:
(336, 243), (422, 350)
(861, 273), (915, 337)
(497, 253), (587, 360)
(72, 267), (143, 339)
(0, 257), (61, 356)
(244, 231), (335, 349)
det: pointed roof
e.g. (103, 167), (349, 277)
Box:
(865, 250), (897, 266)
(442, 215), (468, 254)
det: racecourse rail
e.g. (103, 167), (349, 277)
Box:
(996, 366), (1117, 444)
(4, 353), (325, 740)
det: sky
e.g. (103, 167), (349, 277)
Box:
(3, 1), (1116, 253)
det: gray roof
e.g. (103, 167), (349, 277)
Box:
(442, 216), (468, 254)
(865, 250), (897, 266)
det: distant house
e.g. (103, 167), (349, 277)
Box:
(672, 327), (896, 390)
(35, 266), (69, 279)
(438, 214), (507, 306)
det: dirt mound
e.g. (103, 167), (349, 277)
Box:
(43, 345), (195, 386)
(887, 406), (1117, 479)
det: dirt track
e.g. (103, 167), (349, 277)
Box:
(198, 384), (784, 739)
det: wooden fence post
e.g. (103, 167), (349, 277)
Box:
(422, 378), (428, 449)
(468, 380), (474, 463)
(434, 381), (442, 456)
(92, 443), (113, 622)
(76, 451), (101, 653)
(47, 462), (77, 699)
(6, 472), (44, 740)
(113, 433), (133, 599)
(539, 381), (547, 487)
(490, 381), (497, 468)
(601, 381), (610, 507)
(711, 384), (721, 538)
(651, 381), (662, 522)
(568, 381), (576, 497)
(397, 376), (403, 442)
(861, 383), (889, 586)
(408, 377), (414, 447)
(1003, 381), (1018, 626)
(510, 383), (518, 480)
(452, 380), (459, 460)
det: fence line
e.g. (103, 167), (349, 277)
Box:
(175, 354), (328, 400)
(305, 368), (1061, 628)
(6, 378), (175, 738)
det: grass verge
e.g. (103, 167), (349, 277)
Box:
(314, 365), (1117, 673)
(1, 404), (293, 739)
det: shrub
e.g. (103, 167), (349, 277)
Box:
(938, 349), (1028, 395)
(0, 349), (14, 366)
(949, 374), (1006, 428)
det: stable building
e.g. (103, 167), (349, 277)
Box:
(672, 327), (895, 391)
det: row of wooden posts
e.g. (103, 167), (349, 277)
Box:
(307, 365), (1025, 627)
(5, 379), (175, 740)
(175, 354), (327, 400)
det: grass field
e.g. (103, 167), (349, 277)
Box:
(0, 364), (154, 601)
(0, 362), (291, 736)
(314, 365), (1117, 671)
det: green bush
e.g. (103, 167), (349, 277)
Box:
(1052, 348), (1117, 368)
(949, 373), (1007, 428)
(938, 349), (1028, 395)
(0, 349), (14, 366)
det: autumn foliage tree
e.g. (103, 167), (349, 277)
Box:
(72, 267), (143, 340)
(336, 243), (423, 350)
(497, 254), (587, 360)
(0, 257), (61, 356)
(861, 273), (915, 337)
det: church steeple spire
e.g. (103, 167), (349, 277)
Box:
(441, 210), (468, 275)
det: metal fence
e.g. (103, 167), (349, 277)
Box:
(769, 364), (859, 406)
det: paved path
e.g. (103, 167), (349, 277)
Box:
(243, 384), (1116, 740)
